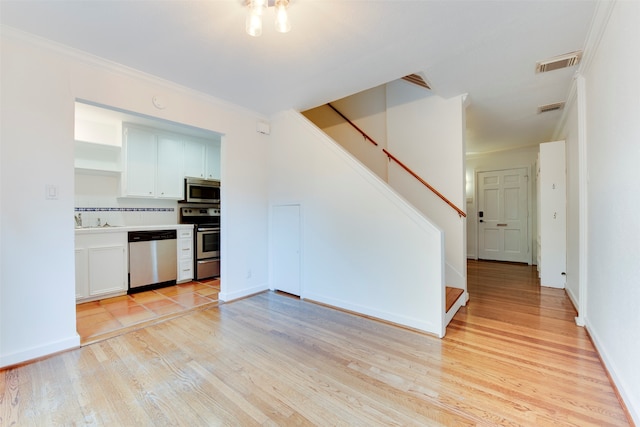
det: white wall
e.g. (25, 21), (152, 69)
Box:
(574, 1), (640, 421)
(269, 111), (446, 336)
(302, 85), (388, 180)
(0, 29), (269, 367)
(386, 81), (467, 289)
(465, 146), (539, 262)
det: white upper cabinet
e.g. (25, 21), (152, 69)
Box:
(123, 125), (185, 199)
(157, 135), (185, 199)
(205, 140), (221, 180)
(184, 139), (206, 179)
(184, 137), (221, 181)
(118, 123), (220, 199)
(124, 126), (157, 197)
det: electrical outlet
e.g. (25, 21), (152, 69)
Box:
(246, 269), (252, 279)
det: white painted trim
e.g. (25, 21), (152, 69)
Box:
(444, 292), (467, 328)
(218, 283), (269, 303)
(586, 321), (639, 425)
(553, 0), (616, 140)
(0, 334), (80, 369)
(303, 292), (441, 337)
(565, 286), (579, 314)
(575, 75), (588, 327)
(577, 1), (617, 77)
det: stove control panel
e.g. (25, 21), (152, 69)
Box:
(181, 207), (220, 217)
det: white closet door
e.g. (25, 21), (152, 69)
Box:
(539, 141), (567, 288)
(272, 204), (301, 296)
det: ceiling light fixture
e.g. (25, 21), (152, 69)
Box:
(246, 0), (291, 37)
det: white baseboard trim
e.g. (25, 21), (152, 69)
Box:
(565, 287), (579, 313)
(585, 320), (639, 425)
(218, 283), (269, 303)
(302, 291), (440, 337)
(0, 334), (80, 369)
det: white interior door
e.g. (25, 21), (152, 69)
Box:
(272, 204), (301, 296)
(478, 168), (529, 263)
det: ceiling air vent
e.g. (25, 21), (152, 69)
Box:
(537, 102), (565, 114)
(535, 51), (582, 73)
(402, 74), (431, 90)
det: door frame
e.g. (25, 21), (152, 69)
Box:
(473, 165), (533, 265)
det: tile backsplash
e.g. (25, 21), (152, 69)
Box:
(75, 172), (179, 227)
(74, 205), (177, 227)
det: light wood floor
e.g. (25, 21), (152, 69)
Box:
(0, 261), (630, 425)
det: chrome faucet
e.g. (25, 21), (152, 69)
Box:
(74, 213), (82, 227)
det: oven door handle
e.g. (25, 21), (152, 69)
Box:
(198, 227), (220, 232)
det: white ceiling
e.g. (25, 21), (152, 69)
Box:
(0, 0), (598, 154)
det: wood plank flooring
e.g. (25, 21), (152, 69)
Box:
(0, 260), (630, 426)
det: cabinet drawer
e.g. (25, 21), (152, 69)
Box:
(178, 259), (193, 282)
(179, 246), (193, 260)
(178, 228), (193, 239)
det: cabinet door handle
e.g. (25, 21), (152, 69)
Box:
(497, 223), (507, 227)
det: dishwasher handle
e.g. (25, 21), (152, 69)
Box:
(128, 230), (177, 242)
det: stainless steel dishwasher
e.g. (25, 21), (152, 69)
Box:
(128, 230), (177, 292)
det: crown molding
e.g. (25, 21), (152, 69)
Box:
(1, 25), (267, 120)
(552, 0), (616, 139)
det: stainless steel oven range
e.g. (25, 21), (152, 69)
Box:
(180, 206), (220, 280)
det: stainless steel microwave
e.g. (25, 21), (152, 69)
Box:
(185, 178), (220, 203)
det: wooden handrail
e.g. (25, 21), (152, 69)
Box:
(327, 103), (378, 146)
(382, 149), (467, 218)
(326, 103), (466, 218)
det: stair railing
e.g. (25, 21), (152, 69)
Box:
(327, 103), (467, 218)
(327, 104), (378, 147)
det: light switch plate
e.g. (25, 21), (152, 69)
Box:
(45, 184), (59, 200)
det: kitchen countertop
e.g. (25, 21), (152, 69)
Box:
(75, 224), (194, 234)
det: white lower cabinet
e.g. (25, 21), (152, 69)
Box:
(75, 232), (128, 301)
(75, 248), (89, 299)
(177, 227), (194, 283)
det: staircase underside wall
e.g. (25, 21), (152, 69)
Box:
(269, 111), (446, 337)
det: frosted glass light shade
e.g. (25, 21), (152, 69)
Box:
(275, 1), (291, 33)
(246, 12), (262, 37)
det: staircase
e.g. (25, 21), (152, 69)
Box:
(301, 82), (468, 330)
